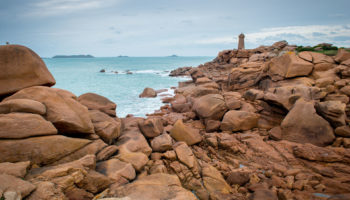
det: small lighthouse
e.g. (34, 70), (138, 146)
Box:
(238, 33), (245, 50)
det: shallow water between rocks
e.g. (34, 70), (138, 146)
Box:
(44, 56), (213, 117)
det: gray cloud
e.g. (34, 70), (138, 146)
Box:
(332, 36), (350, 41)
(1, 0), (350, 57)
(312, 32), (327, 37)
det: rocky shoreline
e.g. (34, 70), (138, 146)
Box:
(1, 42), (350, 200)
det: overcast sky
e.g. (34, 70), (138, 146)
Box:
(1, 0), (350, 57)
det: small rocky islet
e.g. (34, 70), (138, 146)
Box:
(0, 41), (350, 200)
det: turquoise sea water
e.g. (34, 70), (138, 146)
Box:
(43, 57), (213, 117)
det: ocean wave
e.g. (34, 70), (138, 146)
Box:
(102, 69), (170, 76)
(134, 69), (170, 76)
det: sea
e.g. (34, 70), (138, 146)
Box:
(43, 56), (213, 117)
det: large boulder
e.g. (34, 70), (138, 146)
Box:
(173, 142), (196, 169)
(192, 94), (228, 120)
(89, 110), (121, 144)
(4, 86), (95, 135)
(115, 151), (149, 172)
(0, 135), (91, 165)
(78, 93), (117, 117)
(111, 173), (197, 200)
(263, 85), (326, 110)
(335, 49), (350, 63)
(299, 51), (334, 64)
(151, 133), (173, 152)
(170, 120), (202, 145)
(281, 99), (335, 146)
(0, 45), (56, 96)
(267, 52), (313, 80)
(220, 110), (259, 132)
(116, 118), (152, 156)
(201, 163), (232, 196)
(138, 117), (164, 138)
(177, 85), (219, 98)
(0, 99), (46, 115)
(139, 87), (157, 98)
(228, 63), (264, 90)
(0, 113), (57, 139)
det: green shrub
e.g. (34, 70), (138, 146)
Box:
(322, 46), (338, 51)
(296, 46), (315, 52)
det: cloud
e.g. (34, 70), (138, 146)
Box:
(26, 0), (119, 17)
(312, 32), (327, 37)
(332, 36), (350, 41)
(193, 24), (350, 47)
(194, 36), (237, 45)
(328, 13), (346, 18)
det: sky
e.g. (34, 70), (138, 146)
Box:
(1, 0), (350, 57)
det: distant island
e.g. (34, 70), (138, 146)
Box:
(52, 55), (94, 58)
(168, 54), (179, 57)
(117, 55), (129, 58)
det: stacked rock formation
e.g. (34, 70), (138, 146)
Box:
(162, 42), (350, 199)
(1, 43), (350, 200)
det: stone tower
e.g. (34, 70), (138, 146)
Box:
(238, 33), (245, 49)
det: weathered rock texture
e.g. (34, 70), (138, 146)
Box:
(2, 43), (350, 200)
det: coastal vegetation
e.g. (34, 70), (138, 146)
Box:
(295, 43), (350, 56)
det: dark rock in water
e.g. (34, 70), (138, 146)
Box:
(114, 71), (118, 74)
(126, 70), (133, 74)
(169, 66), (192, 76)
(52, 55), (94, 58)
(139, 88), (157, 98)
(100, 69), (105, 73)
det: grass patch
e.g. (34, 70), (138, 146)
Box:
(314, 50), (338, 56)
(295, 44), (349, 56)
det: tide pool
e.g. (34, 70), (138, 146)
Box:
(43, 56), (213, 117)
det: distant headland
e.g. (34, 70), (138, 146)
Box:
(52, 55), (94, 58)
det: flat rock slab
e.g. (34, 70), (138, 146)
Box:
(0, 113), (57, 139)
(0, 135), (91, 165)
(0, 99), (46, 115)
(111, 173), (197, 200)
(0, 161), (30, 178)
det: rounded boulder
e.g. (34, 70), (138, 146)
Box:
(0, 45), (56, 96)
